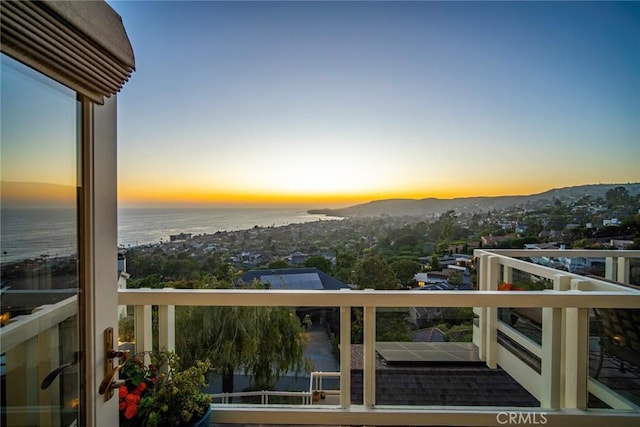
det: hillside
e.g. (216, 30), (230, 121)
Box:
(309, 183), (640, 218)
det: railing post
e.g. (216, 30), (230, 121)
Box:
(617, 256), (630, 284)
(363, 305), (376, 407)
(554, 274), (571, 408)
(485, 255), (499, 369)
(474, 254), (487, 361)
(38, 326), (61, 427)
(340, 291), (352, 408)
(503, 263), (513, 285)
(158, 305), (175, 352)
(5, 338), (39, 427)
(605, 256), (617, 281)
(541, 288), (563, 409)
(134, 305), (153, 355)
(564, 279), (589, 409)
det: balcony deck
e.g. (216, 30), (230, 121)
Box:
(3, 249), (640, 426)
(118, 249), (640, 426)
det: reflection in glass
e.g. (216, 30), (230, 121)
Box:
(0, 53), (80, 427)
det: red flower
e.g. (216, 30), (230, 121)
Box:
(119, 401), (126, 411)
(126, 393), (140, 405)
(118, 385), (128, 399)
(136, 382), (147, 393)
(124, 404), (138, 419)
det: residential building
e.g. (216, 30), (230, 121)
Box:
(239, 267), (349, 291)
(2, 2), (639, 427)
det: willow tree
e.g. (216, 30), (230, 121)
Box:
(175, 280), (309, 393)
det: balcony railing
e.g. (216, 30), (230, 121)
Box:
(210, 371), (340, 405)
(0, 295), (78, 426)
(118, 249), (640, 426)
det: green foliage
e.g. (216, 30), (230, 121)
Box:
(389, 259), (421, 287)
(119, 316), (135, 342)
(119, 350), (211, 427)
(606, 186), (632, 208)
(352, 255), (398, 289)
(443, 324), (473, 342)
(430, 255), (440, 271)
(440, 307), (473, 325)
(447, 271), (463, 286)
(351, 308), (411, 343)
(376, 310), (412, 341)
(268, 259), (289, 269)
(175, 281), (309, 392)
(303, 255), (332, 273)
(512, 271), (553, 290)
(334, 251), (357, 282)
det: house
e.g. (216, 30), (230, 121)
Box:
(481, 234), (509, 246)
(604, 218), (621, 227)
(238, 267), (349, 291)
(2, 2), (639, 426)
(169, 232), (192, 242)
(288, 252), (308, 265)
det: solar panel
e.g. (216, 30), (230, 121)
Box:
(260, 273), (323, 290)
(376, 342), (482, 363)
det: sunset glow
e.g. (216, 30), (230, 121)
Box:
(112, 1), (640, 208)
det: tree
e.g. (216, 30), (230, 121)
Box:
(350, 255), (410, 343)
(606, 186), (632, 208)
(447, 271), (463, 286)
(351, 255), (397, 290)
(430, 255), (440, 272)
(303, 255), (332, 273)
(268, 259), (289, 269)
(390, 259), (421, 287)
(175, 280), (309, 393)
(334, 251), (357, 282)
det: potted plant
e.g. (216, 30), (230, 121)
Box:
(118, 349), (212, 427)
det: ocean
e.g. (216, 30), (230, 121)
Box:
(1, 207), (340, 263)
(117, 207), (339, 248)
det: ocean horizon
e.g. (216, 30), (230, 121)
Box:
(117, 206), (341, 248)
(0, 207), (341, 263)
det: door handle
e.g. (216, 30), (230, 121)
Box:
(98, 355), (127, 395)
(40, 350), (81, 390)
(99, 327), (130, 400)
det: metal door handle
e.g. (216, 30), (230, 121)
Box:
(99, 327), (130, 400)
(41, 351), (81, 390)
(98, 359), (127, 394)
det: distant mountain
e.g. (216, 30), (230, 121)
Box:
(309, 183), (640, 218)
(1, 181), (76, 208)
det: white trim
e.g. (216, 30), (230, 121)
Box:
(118, 288), (640, 309)
(210, 405), (640, 426)
(85, 96), (119, 426)
(0, 296), (77, 353)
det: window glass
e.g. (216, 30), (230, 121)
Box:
(1, 53), (80, 427)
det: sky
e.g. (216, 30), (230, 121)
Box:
(110, 0), (640, 208)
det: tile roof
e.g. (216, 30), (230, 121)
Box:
(350, 367), (539, 407)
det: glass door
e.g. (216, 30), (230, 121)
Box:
(1, 53), (82, 427)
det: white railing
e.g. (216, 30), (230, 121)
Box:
(473, 249), (640, 412)
(309, 371), (340, 395)
(0, 295), (78, 427)
(211, 390), (312, 405)
(209, 371), (340, 405)
(118, 249), (640, 426)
